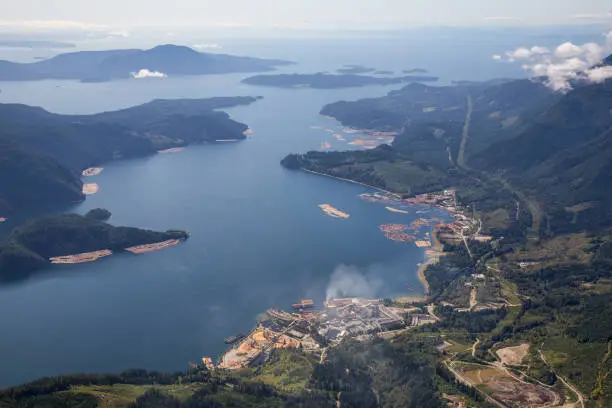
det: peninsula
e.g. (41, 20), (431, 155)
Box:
(0, 96), (260, 216)
(241, 73), (439, 89)
(0, 211), (188, 281)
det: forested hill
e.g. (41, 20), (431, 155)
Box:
(281, 56), (612, 406)
(0, 44), (290, 82)
(297, 65), (612, 233)
(0, 211), (188, 281)
(0, 97), (258, 214)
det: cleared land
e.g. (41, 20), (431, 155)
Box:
(124, 239), (181, 254)
(82, 183), (99, 195)
(50, 249), (112, 264)
(455, 363), (559, 407)
(497, 343), (530, 366)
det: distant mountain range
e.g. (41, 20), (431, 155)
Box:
(0, 44), (291, 82)
(0, 96), (260, 214)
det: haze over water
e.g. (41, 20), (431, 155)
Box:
(0, 34), (556, 387)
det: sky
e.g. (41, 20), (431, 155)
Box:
(1, 0), (611, 31)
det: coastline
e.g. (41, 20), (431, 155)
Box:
(301, 168), (398, 196)
(300, 168), (446, 296)
(418, 224), (445, 296)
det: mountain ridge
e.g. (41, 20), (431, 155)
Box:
(0, 44), (291, 82)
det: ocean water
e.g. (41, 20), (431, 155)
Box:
(0, 32), (574, 387)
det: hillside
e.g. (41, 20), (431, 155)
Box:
(476, 80), (612, 233)
(0, 212), (188, 281)
(0, 97), (257, 212)
(0, 44), (290, 82)
(0, 136), (83, 214)
(280, 55), (612, 406)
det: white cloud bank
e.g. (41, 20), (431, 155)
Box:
(494, 31), (612, 91)
(131, 69), (168, 79)
(0, 19), (105, 31)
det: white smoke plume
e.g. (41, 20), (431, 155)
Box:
(494, 31), (612, 91)
(325, 264), (383, 301)
(131, 69), (167, 79)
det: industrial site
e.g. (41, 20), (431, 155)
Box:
(209, 189), (488, 372)
(212, 297), (437, 371)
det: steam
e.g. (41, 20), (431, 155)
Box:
(325, 264), (383, 301)
(131, 69), (167, 79)
(494, 31), (612, 91)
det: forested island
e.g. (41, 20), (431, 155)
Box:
(336, 64), (376, 74)
(241, 73), (439, 89)
(0, 96), (260, 215)
(0, 44), (290, 82)
(0, 211), (188, 281)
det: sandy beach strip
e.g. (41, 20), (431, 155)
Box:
(124, 239), (181, 254)
(82, 183), (99, 195)
(243, 128), (254, 135)
(215, 139), (240, 142)
(0, 217), (6, 223)
(50, 249), (113, 264)
(157, 147), (184, 154)
(417, 225), (446, 295)
(81, 167), (104, 177)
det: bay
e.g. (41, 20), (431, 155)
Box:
(0, 36), (518, 387)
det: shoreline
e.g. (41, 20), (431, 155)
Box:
(301, 168), (399, 196)
(418, 224), (445, 296)
(300, 168), (447, 296)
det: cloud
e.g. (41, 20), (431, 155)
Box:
(587, 66), (612, 83)
(492, 54), (502, 61)
(495, 31), (612, 91)
(505, 46), (550, 61)
(571, 11), (612, 21)
(555, 42), (585, 59)
(325, 265), (383, 301)
(483, 16), (523, 22)
(0, 20), (105, 31)
(131, 69), (167, 79)
(531, 46), (550, 55)
(193, 43), (223, 50)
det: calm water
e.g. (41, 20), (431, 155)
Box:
(0, 34), (551, 387)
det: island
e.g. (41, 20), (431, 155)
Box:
(336, 64), (376, 74)
(374, 70), (394, 75)
(0, 44), (291, 82)
(0, 211), (188, 281)
(0, 96), (260, 215)
(241, 73), (439, 89)
(403, 68), (429, 73)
